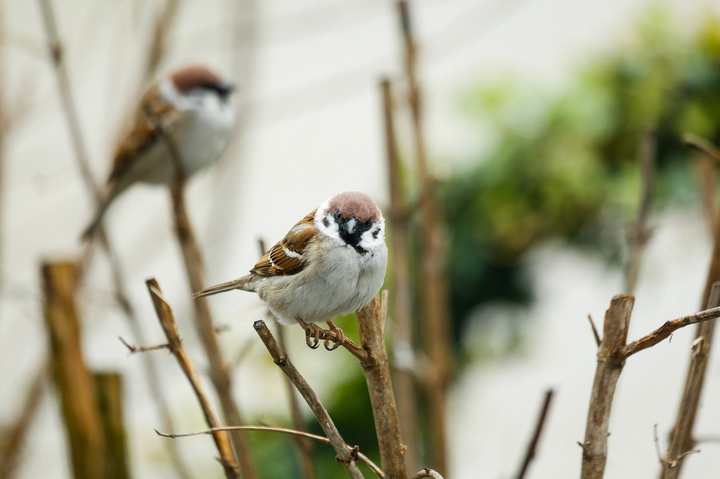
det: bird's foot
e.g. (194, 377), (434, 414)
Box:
(295, 317), (325, 349)
(324, 321), (345, 351)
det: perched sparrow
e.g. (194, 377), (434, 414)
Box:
(195, 191), (388, 349)
(82, 65), (236, 240)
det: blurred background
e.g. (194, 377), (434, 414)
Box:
(3, 0), (720, 477)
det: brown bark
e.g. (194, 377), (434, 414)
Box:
(581, 295), (635, 479)
(356, 294), (408, 479)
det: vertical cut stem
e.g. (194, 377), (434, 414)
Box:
(42, 261), (104, 479)
(381, 77), (419, 471)
(661, 283), (720, 478)
(356, 293), (408, 478)
(396, 1), (451, 473)
(624, 127), (656, 295)
(581, 295), (635, 479)
(94, 372), (130, 479)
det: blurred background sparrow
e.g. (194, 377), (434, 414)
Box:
(82, 65), (236, 240)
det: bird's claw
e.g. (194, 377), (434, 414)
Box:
(300, 321), (344, 351)
(305, 326), (322, 349)
(324, 324), (345, 351)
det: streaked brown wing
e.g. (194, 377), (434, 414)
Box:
(107, 86), (185, 183)
(251, 210), (317, 276)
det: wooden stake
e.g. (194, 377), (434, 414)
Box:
(42, 261), (104, 479)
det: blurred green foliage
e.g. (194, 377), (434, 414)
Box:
(443, 10), (720, 331)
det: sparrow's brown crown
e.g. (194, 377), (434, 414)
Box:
(327, 191), (381, 222)
(170, 65), (224, 94)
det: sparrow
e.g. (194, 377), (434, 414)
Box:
(194, 191), (388, 350)
(81, 65), (236, 240)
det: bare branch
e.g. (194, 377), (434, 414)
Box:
(118, 336), (169, 354)
(253, 320), (364, 479)
(515, 389), (555, 479)
(624, 127), (656, 295)
(0, 361), (47, 479)
(156, 425), (383, 478)
(145, 279), (239, 479)
(623, 303), (720, 358)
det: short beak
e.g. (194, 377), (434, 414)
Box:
(345, 218), (357, 234)
(216, 82), (236, 99)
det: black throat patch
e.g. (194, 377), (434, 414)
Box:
(337, 215), (372, 255)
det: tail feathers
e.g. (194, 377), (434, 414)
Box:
(81, 182), (120, 242)
(193, 276), (254, 299)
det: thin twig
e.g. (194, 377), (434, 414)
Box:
(155, 425), (383, 478)
(587, 314), (601, 347)
(624, 127), (656, 295)
(118, 336), (169, 354)
(145, 279), (239, 479)
(253, 320), (364, 479)
(0, 361), (47, 479)
(515, 389), (555, 479)
(654, 424), (665, 464)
